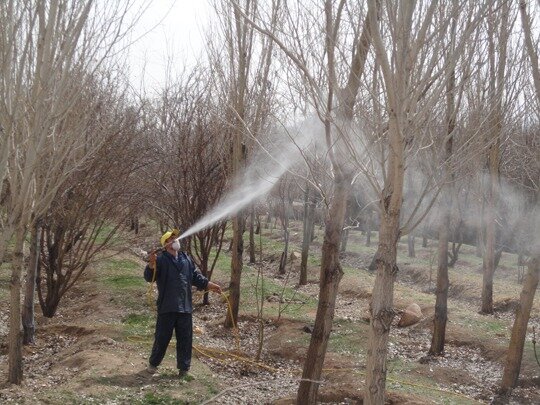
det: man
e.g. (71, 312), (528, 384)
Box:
(144, 229), (221, 377)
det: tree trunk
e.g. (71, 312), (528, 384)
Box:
(279, 228), (289, 275)
(431, 52), (455, 354)
(365, 214), (401, 404)
(265, 211), (271, 229)
(340, 228), (349, 253)
(500, 255), (539, 392)
(481, 0), (506, 314)
(0, 225), (14, 267)
(9, 226), (26, 384)
(201, 259), (210, 306)
(225, 216), (244, 328)
(296, 175), (350, 404)
(368, 251), (378, 272)
(422, 225), (428, 248)
(448, 242), (462, 268)
(366, 210), (372, 247)
(255, 215), (260, 235)
(481, 199), (496, 314)
(23, 221), (41, 345)
(476, 224), (484, 257)
(300, 185), (315, 286)
(407, 234), (415, 258)
(364, 101), (405, 403)
(494, 248), (503, 269)
(249, 205), (256, 264)
(130, 217), (139, 234)
(430, 212), (450, 354)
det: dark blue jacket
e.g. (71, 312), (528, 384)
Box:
(144, 251), (209, 314)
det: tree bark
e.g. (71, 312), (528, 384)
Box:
(365, 212), (401, 404)
(296, 175), (350, 404)
(448, 242), (462, 268)
(481, 0), (508, 315)
(300, 184), (315, 285)
(500, 255), (539, 392)
(249, 205), (256, 264)
(430, 212), (450, 354)
(422, 225), (428, 248)
(407, 234), (415, 258)
(476, 225), (484, 257)
(481, 183), (497, 314)
(265, 210), (271, 229)
(430, 46), (455, 354)
(366, 210), (372, 247)
(225, 215), (244, 328)
(224, 0), (251, 328)
(279, 228), (289, 275)
(368, 251), (378, 272)
(23, 221), (41, 345)
(9, 226), (26, 384)
(340, 228), (349, 253)
(279, 193), (290, 275)
(255, 215), (260, 235)
(364, 105), (405, 405)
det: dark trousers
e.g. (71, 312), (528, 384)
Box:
(149, 312), (192, 371)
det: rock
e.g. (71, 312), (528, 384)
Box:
(290, 251), (301, 261)
(398, 303), (423, 327)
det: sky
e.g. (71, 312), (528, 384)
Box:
(124, 0), (213, 93)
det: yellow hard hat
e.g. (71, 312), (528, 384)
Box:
(160, 228), (180, 247)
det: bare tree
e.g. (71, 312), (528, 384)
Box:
(300, 181), (316, 285)
(0, 0), (141, 384)
(138, 68), (230, 305)
(499, 0), (540, 392)
(276, 177), (293, 274)
(210, 0), (278, 328)
(38, 91), (141, 318)
(480, 0), (514, 314)
(364, 1), (488, 402)
(430, 0), (467, 354)
(233, 1), (374, 401)
(500, 254), (540, 392)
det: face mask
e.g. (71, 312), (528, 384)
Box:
(171, 240), (181, 251)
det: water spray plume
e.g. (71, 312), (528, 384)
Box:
(177, 118), (324, 240)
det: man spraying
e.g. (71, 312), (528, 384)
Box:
(144, 229), (222, 377)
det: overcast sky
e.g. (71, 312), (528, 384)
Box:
(125, 0), (212, 93)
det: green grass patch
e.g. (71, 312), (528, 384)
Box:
(451, 305), (509, 339)
(327, 319), (369, 356)
(238, 269), (318, 321)
(104, 274), (142, 289)
(136, 392), (185, 405)
(94, 224), (118, 244)
(97, 256), (148, 311)
(386, 374), (479, 405)
(38, 389), (97, 404)
(385, 359), (479, 404)
(122, 313), (154, 335)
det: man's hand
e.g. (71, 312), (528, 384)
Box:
(207, 282), (222, 294)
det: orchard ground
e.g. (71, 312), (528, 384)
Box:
(0, 221), (538, 404)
